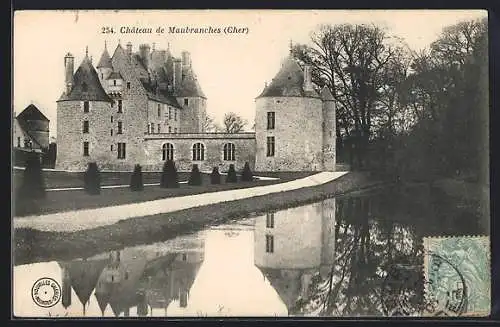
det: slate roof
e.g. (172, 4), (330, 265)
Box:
(17, 104), (49, 121)
(257, 55), (320, 98)
(96, 47), (113, 69)
(176, 67), (207, 98)
(107, 71), (123, 80)
(58, 55), (113, 103)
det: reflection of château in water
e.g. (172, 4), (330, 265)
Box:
(254, 198), (336, 315)
(59, 243), (204, 317)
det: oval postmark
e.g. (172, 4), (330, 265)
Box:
(31, 277), (61, 308)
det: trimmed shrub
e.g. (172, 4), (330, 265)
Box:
(130, 164), (144, 191)
(84, 162), (101, 195)
(210, 166), (221, 184)
(226, 164), (238, 183)
(160, 159), (179, 188)
(18, 153), (46, 200)
(188, 164), (202, 186)
(241, 162), (253, 182)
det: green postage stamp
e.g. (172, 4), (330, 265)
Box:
(423, 236), (490, 317)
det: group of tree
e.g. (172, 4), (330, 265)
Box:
(204, 112), (249, 133)
(290, 18), (487, 182)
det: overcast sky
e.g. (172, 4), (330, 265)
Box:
(13, 10), (487, 139)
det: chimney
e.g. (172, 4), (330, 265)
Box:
(181, 51), (191, 68)
(303, 65), (314, 92)
(126, 42), (133, 57)
(173, 58), (182, 91)
(64, 52), (74, 94)
(139, 44), (151, 68)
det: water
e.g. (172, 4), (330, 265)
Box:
(13, 185), (489, 317)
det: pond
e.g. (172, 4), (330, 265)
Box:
(13, 185), (490, 317)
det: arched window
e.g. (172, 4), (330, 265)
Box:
(192, 143), (205, 161)
(223, 143), (236, 161)
(162, 143), (174, 161)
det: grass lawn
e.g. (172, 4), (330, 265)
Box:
(14, 172), (386, 264)
(13, 171), (317, 217)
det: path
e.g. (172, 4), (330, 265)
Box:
(13, 171), (347, 232)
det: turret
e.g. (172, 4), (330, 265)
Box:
(64, 52), (75, 94)
(173, 58), (182, 91)
(96, 41), (113, 82)
(139, 44), (151, 69)
(321, 86), (336, 171)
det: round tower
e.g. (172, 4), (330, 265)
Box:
(321, 86), (336, 171)
(255, 56), (323, 172)
(96, 42), (113, 82)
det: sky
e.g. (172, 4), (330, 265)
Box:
(13, 10), (487, 139)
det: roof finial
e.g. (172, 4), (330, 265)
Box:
(118, 39), (121, 46)
(104, 40), (107, 50)
(152, 42), (155, 51)
(167, 42), (170, 50)
(85, 46), (88, 57)
(289, 39), (293, 53)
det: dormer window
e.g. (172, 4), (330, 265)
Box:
(113, 80), (117, 86)
(83, 101), (89, 113)
(127, 82), (131, 90)
(184, 98), (189, 106)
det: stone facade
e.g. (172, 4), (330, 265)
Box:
(255, 96), (324, 172)
(143, 132), (255, 172)
(55, 44), (337, 172)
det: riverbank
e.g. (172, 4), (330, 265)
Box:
(14, 171), (385, 264)
(14, 171), (315, 217)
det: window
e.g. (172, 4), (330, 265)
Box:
(101, 73), (103, 79)
(168, 107), (172, 119)
(127, 82), (131, 89)
(110, 129), (113, 136)
(184, 98), (189, 106)
(175, 109), (177, 121)
(110, 144), (113, 151)
(111, 116), (113, 123)
(83, 142), (89, 156)
(192, 143), (205, 161)
(157, 124), (161, 133)
(162, 143), (174, 161)
(169, 126), (172, 133)
(83, 120), (89, 133)
(182, 253), (187, 261)
(157, 104), (161, 117)
(150, 123), (154, 134)
(180, 291), (188, 308)
(24, 139), (32, 149)
(265, 235), (274, 253)
(83, 101), (89, 113)
(174, 128), (177, 133)
(17, 137), (20, 147)
(267, 112), (275, 130)
(266, 136), (275, 157)
(113, 80), (117, 86)
(117, 143), (126, 159)
(117, 121), (123, 134)
(125, 271), (129, 280)
(117, 100), (123, 113)
(223, 143), (236, 161)
(266, 213), (275, 228)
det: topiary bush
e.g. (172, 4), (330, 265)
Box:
(160, 159), (179, 188)
(226, 164), (238, 183)
(130, 164), (144, 191)
(84, 162), (101, 195)
(210, 166), (221, 184)
(18, 153), (46, 200)
(188, 164), (202, 186)
(241, 162), (253, 182)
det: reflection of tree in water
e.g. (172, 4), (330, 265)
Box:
(299, 185), (484, 317)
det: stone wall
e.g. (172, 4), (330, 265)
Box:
(178, 97), (206, 133)
(143, 132), (256, 172)
(147, 100), (181, 134)
(255, 96), (324, 172)
(322, 99), (336, 171)
(55, 100), (113, 171)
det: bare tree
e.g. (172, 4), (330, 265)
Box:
(204, 114), (219, 133)
(222, 112), (247, 133)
